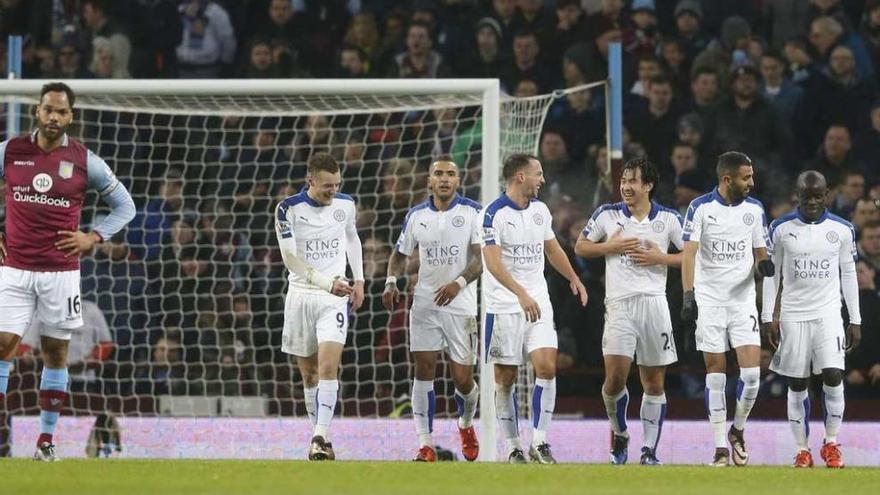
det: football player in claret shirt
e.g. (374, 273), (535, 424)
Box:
(0, 82), (136, 461)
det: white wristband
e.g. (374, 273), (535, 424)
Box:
(455, 276), (467, 289)
(385, 276), (397, 287)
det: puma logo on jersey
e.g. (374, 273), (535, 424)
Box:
(788, 232), (798, 240)
(419, 222), (428, 229)
(707, 215), (718, 223)
(506, 221), (516, 228)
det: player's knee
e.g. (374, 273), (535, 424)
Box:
(822, 368), (843, 387)
(642, 381), (665, 396)
(740, 366), (760, 387)
(603, 376), (627, 396)
(788, 378), (809, 392)
(0, 334), (20, 360)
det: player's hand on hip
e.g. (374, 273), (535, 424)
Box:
(845, 324), (861, 354)
(0, 232), (6, 264)
(55, 230), (100, 258)
(761, 321), (780, 350)
(350, 280), (365, 311)
(606, 229), (641, 254)
(330, 277), (354, 298)
(517, 293), (541, 322)
(681, 290), (698, 322)
(382, 283), (400, 311)
(570, 278), (588, 306)
(629, 241), (662, 266)
(433, 281), (461, 307)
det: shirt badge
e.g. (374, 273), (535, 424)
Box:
(59, 160), (74, 179)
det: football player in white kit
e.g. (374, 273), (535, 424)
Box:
(274, 153), (365, 461)
(575, 158), (683, 466)
(761, 171), (861, 469)
(482, 153), (588, 464)
(382, 157), (483, 462)
(681, 151), (774, 467)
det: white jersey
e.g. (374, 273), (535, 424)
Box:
(275, 189), (358, 294)
(682, 189), (769, 306)
(762, 209), (861, 323)
(584, 201), (683, 302)
(481, 194), (555, 313)
(395, 194), (482, 316)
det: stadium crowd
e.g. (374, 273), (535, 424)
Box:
(1, 0), (880, 416)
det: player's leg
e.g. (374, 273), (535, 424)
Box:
(730, 343), (760, 467)
(0, 267), (38, 412)
(493, 363), (524, 462)
(525, 307), (559, 464)
(36, 335), (70, 459)
(442, 312), (479, 461)
(697, 306), (731, 466)
(310, 296), (349, 459)
(600, 299), (635, 464)
(411, 350), (439, 461)
(638, 366), (667, 465)
(770, 319), (814, 466)
(634, 295), (676, 465)
(0, 333), (23, 406)
(33, 270), (81, 461)
(815, 314), (847, 468)
(295, 355), (319, 426)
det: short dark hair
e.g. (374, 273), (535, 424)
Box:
(40, 82), (75, 108)
(502, 153), (537, 181)
(308, 152), (340, 175)
(862, 219), (880, 232)
(513, 29), (538, 42)
(622, 157), (659, 199)
(649, 75), (671, 88)
(716, 151), (752, 180)
(408, 20), (433, 37)
(690, 66), (717, 82)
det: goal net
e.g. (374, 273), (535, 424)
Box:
(0, 79), (604, 458)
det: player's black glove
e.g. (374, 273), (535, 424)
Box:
(681, 290), (698, 322)
(757, 259), (775, 277)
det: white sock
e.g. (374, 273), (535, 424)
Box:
(787, 388), (810, 451)
(531, 378), (556, 447)
(455, 383), (479, 429)
(823, 384), (844, 444)
(304, 386), (318, 426)
(412, 379), (435, 447)
(706, 373), (727, 449)
(314, 379), (338, 439)
(601, 387), (629, 436)
(641, 393), (667, 451)
(733, 367), (760, 431)
(495, 383), (521, 453)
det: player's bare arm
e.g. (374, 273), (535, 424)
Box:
(382, 248), (407, 311)
(483, 243), (540, 322)
(545, 238), (587, 306)
(434, 244), (482, 307)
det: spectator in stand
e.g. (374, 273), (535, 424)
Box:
(852, 99), (880, 171)
(135, 335), (185, 396)
(628, 75), (680, 169)
(337, 45), (370, 78)
(490, 0), (518, 55)
(629, 53), (662, 97)
(804, 125), (862, 187)
(548, 87), (604, 163)
(512, 0), (553, 41)
(693, 16), (752, 89)
(127, 168), (188, 261)
(829, 170), (866, 218)
(54, 42), (93, 79)
(861, 0), (880, 78)
(542, 0), (588, 73)
(257, 0), (300, 52)
(561, 41), (591, 87)
(674, 0), (712, 61)
(852, 197), (880, 234)
(388, 21), (449, 79)
(762, 0), (811, 51)
(674, 169), (709, 216)
(622, 0), (660, 57)
(500, 29), (554, 93)
(90, 36), (130, 78)
(127, 0), (182, 78)
(374, 9), (407, 73)
(802, 45), (876, 151)
(808, 15), (874, 81)
(286, 1), (349, 77)
(847, 260), (880, 397)
(462, 17), (506, 78)
(239, 38), (283, 78)
(683, 67), (720, 119)
(858, 220), (880, 274)
(760, 51), (804, 126)
(82, 0), (131, 74)
(21, 300), (113, 394)
(343, 12), (381, 64)
(659, 38), (691, 98)
(175, 0), (236, 78)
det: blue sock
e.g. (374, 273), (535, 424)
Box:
(39, 367), (69, 438)
(0, 360), (11, 396)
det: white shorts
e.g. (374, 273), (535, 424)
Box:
(409, 306), (478, 365)
(281, 290), (349, 357)
(0, 266), (83, 340)
(770, 314), (846, 378)
(603, 295), (678, 366)
(484, 304), (556, 366)
(695, 304), (761, 353)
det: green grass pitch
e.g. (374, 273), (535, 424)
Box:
(3, 459), (879, 495)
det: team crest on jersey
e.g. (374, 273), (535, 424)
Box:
(58, 160), (74, 179)
(452, 215), (465, 228)
(533, 213), (543, 226)
(743, 213), (755, 226)
(333, 209), (346, 222)
(489, 346), (503, 358)
(826, 231), (840, 244)
(651, 220), (665, 233)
